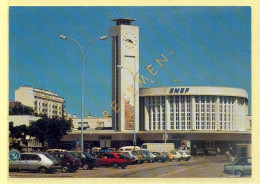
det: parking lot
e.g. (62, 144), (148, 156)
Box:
(9, 155), (249, 178)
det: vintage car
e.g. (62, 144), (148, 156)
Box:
(97, 152), (128, 169)
(9, 153), (60, 173)
(224, 157), (252, 177)
(152, 152), (167, 162)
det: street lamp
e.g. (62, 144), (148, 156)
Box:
(150, 80), (179, 143)
(117, 65), (139, 149)
(59, 34), (108, 157)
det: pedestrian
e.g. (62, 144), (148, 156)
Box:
(229, 147), (234, 157)
(216, 147), (220, 155)
(225, 150), (230, 159)
(229, 147), (235, 161)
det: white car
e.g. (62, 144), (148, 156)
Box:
(178, 150), (191, 161)
(170, 151), (182, 161)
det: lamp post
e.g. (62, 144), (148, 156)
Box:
(59, 34), (108, 156)
(150, 80), (179, 143)
(117, 65), (139, 149)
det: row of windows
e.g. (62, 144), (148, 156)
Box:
(195, 96), (216, 130)
(148, 96), (166, 130)
(145, 96), (248, 131)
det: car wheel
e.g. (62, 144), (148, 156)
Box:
(88, 163), (94, 170)
(38, 167), (47, 174)
(235, 170), (244, 177)
(61, 166), (69, 173)
(82, 164), (88, 170)
(121, 165), (126, 169)
(113, 163), (119, 169)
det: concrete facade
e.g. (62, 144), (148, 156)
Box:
(9, 115), (41, 127)
(109, 18), (139, 132)
(139, 86), (249, 132)
(15, 86), (65, 118)
(71, 115), (112, 131)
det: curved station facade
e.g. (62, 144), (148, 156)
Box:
(139, 86), (249, 132)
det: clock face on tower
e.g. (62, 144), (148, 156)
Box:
(122, 32), (138, 49)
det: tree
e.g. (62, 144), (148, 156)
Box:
(29, 115), (73, 149)
(9, 105), (34, 115)
(9, 122), (30, 150)
(9, 122), (29, 139)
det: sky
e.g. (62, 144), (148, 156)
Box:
(9, 6), (251, 116)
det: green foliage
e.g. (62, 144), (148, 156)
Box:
(29, 115), (73, 148)
(9, 105), (34, 115)
(9, 122), (29, 139)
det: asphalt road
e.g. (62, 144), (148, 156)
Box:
(9, 155), (249, 178)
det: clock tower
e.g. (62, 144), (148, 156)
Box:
(109, 18), (139, 132)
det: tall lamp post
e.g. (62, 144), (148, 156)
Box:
(117, 65), (139, 149)
(150, 80), (179, 143)
(59, 34), (108, 156)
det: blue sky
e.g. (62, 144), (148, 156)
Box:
(9, 6), (251, 116)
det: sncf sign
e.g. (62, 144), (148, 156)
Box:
(169, 88), (189, 94)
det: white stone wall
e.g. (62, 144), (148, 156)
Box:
(71, 116), (112, 131)
(9, 115), (41, 126)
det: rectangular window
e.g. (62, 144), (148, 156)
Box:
(207, 122), (210, 129)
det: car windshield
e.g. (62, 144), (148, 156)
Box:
(132, 151), (137, 156)
(140, 150), (147, 155)
(44, 153), (59, 161)
(235, 158), (252, 165)
(71, 152), (86, 159)
(66, 153), (78, 160)
(84, 152), (95, 159)
(117, 154), (127, 159)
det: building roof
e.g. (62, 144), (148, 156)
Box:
(111, 18), (136, 22)
(139, 86), (248, 99)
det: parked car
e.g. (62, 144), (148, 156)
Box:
(46, 149), (67, 153)
(224, 157), (252, 177)
(162, 152), (174, 161)
(134, 150), (146, 164)
(196, 149), (205, 156)
(92, 147), (115, 153)
(97, 152), (128, 169)
(68, 151), (100, 170)
(170, 151), (182, 161)
(206, 149), (217, 157)
(139, 150), (154, 163)
(115, 152), (135, 165)
(118, 150), (144, 164)
(52, 152), (81, 173)
(114, 152), (136, 164)
(44, 152), (61, 166)
(178, 150), (191, 161)
(9, 153), (60, 173)
(118, 146), (141, 151)
(152, 152), (167, 162)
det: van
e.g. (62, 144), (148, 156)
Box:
(9, 153), (60, 173)
(118, 146), (141, 151)
(141, 143), (175, 152)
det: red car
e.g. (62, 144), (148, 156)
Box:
(114, 152), (136, 164)
(98, 152), (128, 169)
